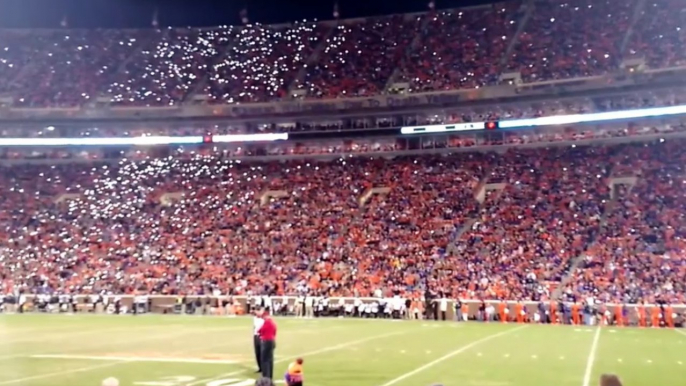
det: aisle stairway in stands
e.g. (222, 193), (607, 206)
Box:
(552, 174), (638, 299)
(497, 0), (533, 69)
(383, 12), (433, 92)
(286, 23), (336, 96)
(444, 169), (496, 256)
(620, 0), (647, 55)
(183, 34), (238, 105)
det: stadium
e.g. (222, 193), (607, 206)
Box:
(0, 0), (685, 385)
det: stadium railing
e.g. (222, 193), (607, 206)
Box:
(7, 295), (685, 327)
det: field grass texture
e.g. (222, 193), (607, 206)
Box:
(0, 314), (684, 386)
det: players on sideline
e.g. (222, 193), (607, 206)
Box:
(2, 290), (684, 328)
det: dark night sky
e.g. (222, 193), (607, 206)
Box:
(0, 0), (508, 29)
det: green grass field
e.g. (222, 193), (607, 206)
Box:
(0, 314), (684, 386)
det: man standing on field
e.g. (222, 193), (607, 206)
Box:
(258, 308), (277, 379)
(253, 307), (265, 373)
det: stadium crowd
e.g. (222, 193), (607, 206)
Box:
(505, 0), (633, 82)
(0, 131), (684, 306)
(0, 0), (684, 310)
(563, 141), (686, 305)
(0, 1), (684, 106)
(395, 2), (522, 92)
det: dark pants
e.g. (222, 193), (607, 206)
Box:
(253, 335), (262, 371)
(261, 340), (275, 379)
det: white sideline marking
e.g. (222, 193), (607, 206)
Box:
(186, 329), (412, 386)
(0, 359), (132, 385)
(581, 327), (601, 386)
(378, 325), (527, 386)
(2, 323), (344, 385)
(30, 354), (237, 365)
(0, 324), (160, 346)
(0, 324), (248, 363)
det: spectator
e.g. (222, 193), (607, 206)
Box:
(600, 374), (623, 386)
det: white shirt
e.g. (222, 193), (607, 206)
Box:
(393, 296), (402, 311)
(253, 316), (264, 335)
(440, 298), (448, 312)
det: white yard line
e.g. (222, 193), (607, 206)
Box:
(0, 324), (250, 384)
(0, 321), (347, 384)
(186, 329), (414, 386)
(0, 324), (248, 363)
(0, 323), (105, 336)
(378, 325), (528, 386)
(581, 326), (602, 386)
(0, 359), (133, 385)
(674, 329), (686, 337)
(0, 324), (167, 345)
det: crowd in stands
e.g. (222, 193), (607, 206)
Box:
(294, 16), (420, 98)
(205, 22), (327, 104)
(450, 146), (611, 301)
(0, 0), (685, 106)
(107, 28), (236, 106)
(0, 129), (685, 305)
(0, 0), (685, 306)
(625, 0), (686, 69)
(563, 141), (686, 304)
(396, 3), (522, 92)
(1, 29), (145, 108)
(506, 0), (633, 82)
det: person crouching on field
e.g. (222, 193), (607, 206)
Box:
(284, 358), (304, 386)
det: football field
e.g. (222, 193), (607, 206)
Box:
(0, 314), (684, 386)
